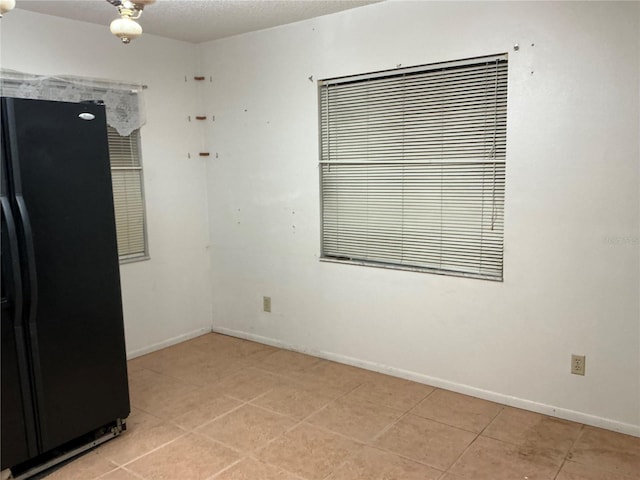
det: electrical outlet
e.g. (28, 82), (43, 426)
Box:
(571, 354), (585, 376)
(263, 296), (271, 313)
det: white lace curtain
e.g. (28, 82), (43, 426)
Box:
(0, 70), (146, 136)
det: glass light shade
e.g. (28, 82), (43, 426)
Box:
(0, 0), (16, 15)
(110, 16), (142, 43)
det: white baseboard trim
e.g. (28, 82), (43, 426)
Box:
(211, 325), (640, 438)
(126, 326), (212, 359)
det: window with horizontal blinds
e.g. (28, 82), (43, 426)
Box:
(319, 54), (507, 280)
(107, 126), (148, 262)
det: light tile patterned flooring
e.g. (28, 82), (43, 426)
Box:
(43, 333), (640, 480)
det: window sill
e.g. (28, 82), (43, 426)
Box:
(319, 256), (502, 282)
(119, 254), (150, 265)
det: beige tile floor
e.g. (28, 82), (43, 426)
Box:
(43, 333), (640, 480)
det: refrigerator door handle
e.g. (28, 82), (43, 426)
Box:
(5, 102), (38, 324)
(15, 195), (38, 324)
(1, 196), (23, 314)
(14, 193), (49, 449)
(0, 195), (40, 458)
(3, 100), (37, 322)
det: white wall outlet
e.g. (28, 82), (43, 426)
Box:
(263, 296), (271, 313)
(571, 354), (585, 376)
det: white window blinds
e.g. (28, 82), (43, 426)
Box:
(319, 54), (508, 280)
(107, 126), (148, 261)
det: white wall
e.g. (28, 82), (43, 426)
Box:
(200, 1), (640, 435)
(0, 10), (213, 356)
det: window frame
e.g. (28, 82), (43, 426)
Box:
(107, 126), (150, 264)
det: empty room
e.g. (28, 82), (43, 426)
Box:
(0, 1), (638, 479)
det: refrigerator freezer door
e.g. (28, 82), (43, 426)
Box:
(4, 98), (130, 452)
(1, 100), (39, 469)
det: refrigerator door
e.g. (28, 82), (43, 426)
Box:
(0, 130), (39, 469)
(4, 97), (130, 453)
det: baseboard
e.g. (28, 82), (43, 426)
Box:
(126, 326), (212, 359)
(211, 325), (640, 438)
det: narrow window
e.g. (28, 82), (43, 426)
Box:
(319, 54), (508, 280)
(107, 126), (148, 262)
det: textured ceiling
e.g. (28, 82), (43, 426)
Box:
(15, 0), (381, 44)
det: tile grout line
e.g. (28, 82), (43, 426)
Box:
(246, 390), (368, 480)
(388, 409), (495, 437)
(370, 407), (413, 443)
(130, 345), (280, 391)
(91, 464), (123, 480)
(205, 455), (247, 480)
(232, 399), (309, 469)
(193, 431), (254, 456)
(552, 459), (567, 480)
(189, 396), (254, 432)
(365, 419), (450, 472)
(552, 423), (586, 480)
(104, 429), (190, 472)
(368, 405), (506, 474)
(194, 412), (298, 455)
(241, 454), (310, 480)
(247, 396), (334, 424)
(118, 465), (147, 480)
(440, 401), (508, 473)
(187, 390), (297, 457)
(313, 393), (382, 480)
(440, 429), (481, 476)
(441, 403), (507, 474)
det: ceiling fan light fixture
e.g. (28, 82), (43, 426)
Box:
(0, 0), (16, 17)
(107, 0), (155, 44)
(110, 15), (142, 44)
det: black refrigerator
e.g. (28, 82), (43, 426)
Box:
(1, 97), (130, 477)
